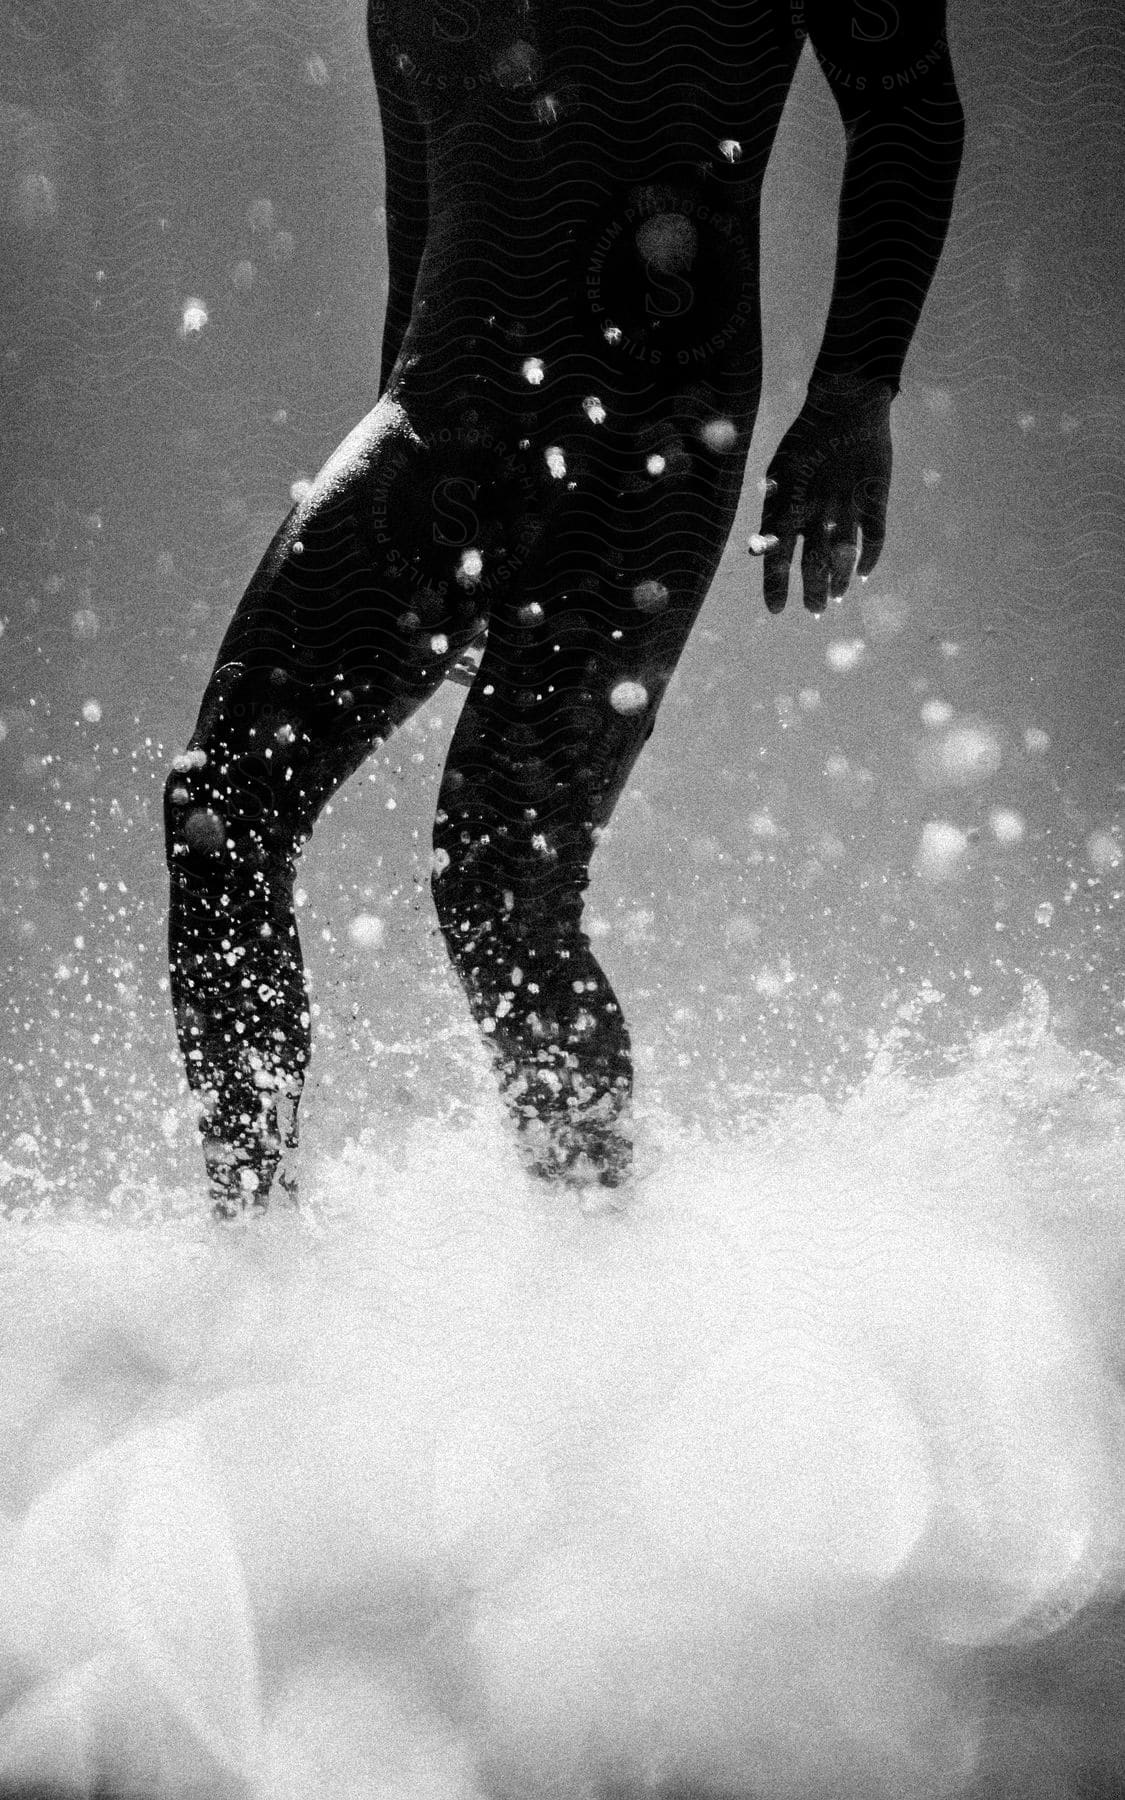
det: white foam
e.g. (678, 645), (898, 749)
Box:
(2, 990), (1125, 1798)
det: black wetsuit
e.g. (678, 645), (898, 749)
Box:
(164, 0), (963, 1208)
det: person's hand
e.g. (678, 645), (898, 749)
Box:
(749, 376), (894, 615)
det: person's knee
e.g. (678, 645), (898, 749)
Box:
(164, 740), (286, 890)
(164, 748), (231, 877)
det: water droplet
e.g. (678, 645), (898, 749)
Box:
(632, 579), (669, 612)
(609, 680), (648, 715)
(457, 548), (484, 587)
(826, 639), (865, 672)
(184, 807), (225, 853)
(989, 808), (1025, 845)
(699, 417), (738, 453)
(635, 213), (697, 275)
(493, 40), (541, 88)
(916, 821), (968, 881)
(1087, 830), (1122, 873)
(937, 724), (1002, 786)
(348, 913), (385, 949)
(178, 298), (208, 338)
(17, 170), (57, 226)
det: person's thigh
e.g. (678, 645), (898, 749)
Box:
(433, 381), (759, 913)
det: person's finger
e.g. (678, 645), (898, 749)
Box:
(758, 473), (800, 545)
(857, 519), (885, 579)
(800, 527), (832, 614)
(828, 527), (859, 599)
(856, 490), (888, 579)
(763, 534), (797, 613)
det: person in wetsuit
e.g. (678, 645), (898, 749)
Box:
(164, 0), (964, 1213)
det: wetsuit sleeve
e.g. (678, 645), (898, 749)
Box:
(804, 0), (965, 395)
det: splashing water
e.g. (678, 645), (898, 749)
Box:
(1, 985), (1123, 1800)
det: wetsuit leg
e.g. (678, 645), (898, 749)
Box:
(432, 383), (760, 1188)
(164, 400), (481, 1212)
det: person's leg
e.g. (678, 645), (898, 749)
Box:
(165, 399), (484, 1213)
(432, 376), (761, 1188)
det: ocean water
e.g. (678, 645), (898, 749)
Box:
(1, 985), (1124, 1800)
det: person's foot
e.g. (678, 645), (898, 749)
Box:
(201, 1087), (298, 1216)
(204, 1138), (275, 1218)
(203, 1110), (299, 1218)
(515, 1096), (633, 1197)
